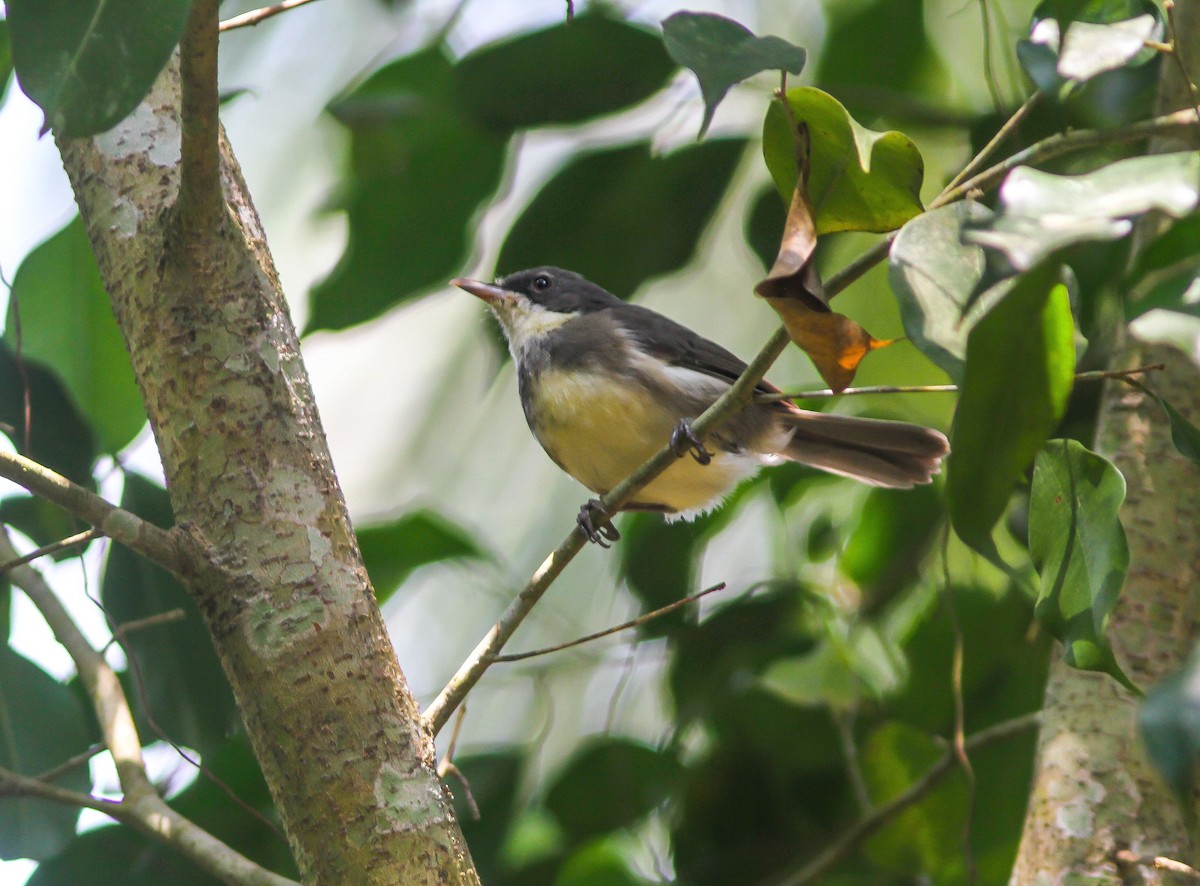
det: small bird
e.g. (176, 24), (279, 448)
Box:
(453, 267), (949, 544)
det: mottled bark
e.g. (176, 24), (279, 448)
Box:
(55, 60), (479, 884)
(1009, 7), (1200, 881)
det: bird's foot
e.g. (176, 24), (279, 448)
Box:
(670, 418), (712, 465)
(578, 499), (621, 547)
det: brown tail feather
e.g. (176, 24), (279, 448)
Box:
(782, 411), (949, 488)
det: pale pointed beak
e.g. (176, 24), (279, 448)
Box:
(451, 277), (508, 305)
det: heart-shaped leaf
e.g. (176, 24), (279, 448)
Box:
(763, 87), (924, 234)
(663, 11), (806, 138)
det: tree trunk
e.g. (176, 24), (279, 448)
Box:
(1009, 8), (1200, 881)
(55, 58), (480, 885)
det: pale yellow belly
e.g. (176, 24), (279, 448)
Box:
(528, 368), (765, 515)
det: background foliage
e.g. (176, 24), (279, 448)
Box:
(1, 0), (1199, 883)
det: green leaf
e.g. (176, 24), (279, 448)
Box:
(355, 509), (487, 605)
(861, 721), (968, 881)
(555, 838), (651, 886)
(967, 153), (1200, 271)
(5, 218), (146, 452)
(5, 0), (189, 136)
(498, 139), (745, 297)
(948, 261), (1076, 556)
(454, 13), (674, 131)
(309, 48), (508, 333)
(889, 201), (1017, 382)
(763, 87), (924, 235)
(0, 496), (97, 562)
(841, 484), (944, 606)
(101, 474), (241, 756)
(662, 12), (806, 139)
(1056, 15), (1160, 81)
(545, 738), (681, 842)
(1141, 645), (1200, 799)
(0, 340), (99, 488)
(1030, 439), (1133, 689)
(0, 20), (13, 98)
(449, 753), (525, 885)
(760, 622), (908, 709)
(618, 513), (713, 638)
(0, 647), (93, 861)
(1126, 214), (1200, 319)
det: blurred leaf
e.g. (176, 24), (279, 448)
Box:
(841, 483), (943, 608)
(0, 20), (12, 97)
(948, 261), (1076, 557)
(1030, 439), (1133, 689)
(889, 201), (1015, 382)
(0, 647), (92, 860)
(5, 217), (145, 452)
(545, 738), (681, 842)
(1126, 215), (1200, 319)
(618, 513), (709, 638)
(498, 139), (745, 297)
(555, 838), (651, 886)
(101, 474), (241, 756)
(27, 826), (210, 886)
(1141, 644), (1200, 799)
(356, 509), (487, 605)
(1057, 15), (1159, 81)
(967, 153), (1200, 271)
(455, 13), (673, 131)
(662, 11), (806, 138)
(448, 752), (525, 885)
(1158, 397), (1200, 466)
(746, 186), (789, 270)
(310, 48), (507, 332)
(0, 496), (94, 562)
(760, 622), (908, 708)
(861, 721), (967, 881)
(763, 88), (923, 235)
(0, 341), (98, 488)
(5, 0), (189, 136)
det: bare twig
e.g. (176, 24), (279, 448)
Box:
(1165, 0), (1200, 123)
(833, 709), (871, 815)
(33, 743), (107, 784)
(1115, 850), (1200, 880)
(0, 450), (181, 574)
(770, 713), (1040, 886)
(944, 91), (1041, 194)
(0, 528), (101, 573)
(941, 532), (976, 885)
(490, 583), (727, 663)
(437, 707), (468, 780)
(757, 364), (1166, 403)
(219, 0), (321, 31)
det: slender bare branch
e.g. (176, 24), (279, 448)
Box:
(33, 743), (107, 784)
(219, 0), (321, 31)
(770, 713), (1040, 886)
(0, 450), (181, 574)
(0, 528), (101, 573)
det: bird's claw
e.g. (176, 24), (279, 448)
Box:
(670, 419), (712, 465)
(578, 499), (621, 547)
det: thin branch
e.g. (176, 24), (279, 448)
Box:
(1165, 0), (1200, 122)
(0, 450), (182, 574)
(833, 709), (871, 815)
(0, 765), (123, 813)
(178, 0), (225, 235)
(770, 713), (1040, 886)
(941, 534), (977, 885)
(218, 0), (321, 31)
(757, 364), (1166, 403)
(33, 743), (107, 784)
(0, 527), (101, 573)
(1115, 850), (1200, 880)
(490, 583), (727, 664)
(944, 91), (1041, 194)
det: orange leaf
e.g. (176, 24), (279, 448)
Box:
(760, 298), (893, 391)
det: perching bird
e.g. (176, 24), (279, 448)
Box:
(453, 267), (949, 544)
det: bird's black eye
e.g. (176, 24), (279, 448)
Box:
(532, 275), (552, 291)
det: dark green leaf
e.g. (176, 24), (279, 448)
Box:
(618, 512), (712, 638)
(0, 580), (8, 641)
(556, 838), (651, 886)
(763, 88), (924, 235)
(101, 474), (241, 755)
(861, 721), (968, 880)
(0, 20), (12, 98)
(454, 13), (673, 131)
(1030, 439), (1132, 688)
(27, 824), (211, 886)
(1141, 645), (1200, 799)
(745, 186), (788, 271)
(448, 753), (525, 885)
(355, 509), (486, 605)
(889, 201), (1015, 382)
(1126, 215), (1200, 319)
(1159, 397), (1200, 465)
(5, 0), (189, 136)
(760, 622), (908, 708)
(948, 261), (1076, 556)
(662, 12), (806, 138)
(545, 738), (681, 841)
(0, 340), (98, 488)
(498, 139), (745, 297)
(5, 217), (145, 452)
(309, 48), (507, 332)
(0, 647), (92, 860)
(0, 496), (95, 562)
(967, 153), (1200, 271)
(841, 483), (943, 608)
